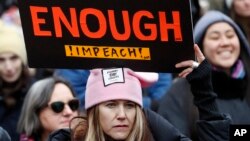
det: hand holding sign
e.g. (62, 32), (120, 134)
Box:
(175, 44), (205, 78)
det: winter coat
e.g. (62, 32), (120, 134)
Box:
(0, 88), (27, 141)
(158, 71), (250, 140)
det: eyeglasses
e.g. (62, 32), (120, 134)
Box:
(48, 99), (80, 113)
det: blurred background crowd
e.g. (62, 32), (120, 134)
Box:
(0, 0), (250, 140)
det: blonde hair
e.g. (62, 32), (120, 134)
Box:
(83, 104), (152, 141)
(84, 107), (104, 141)
(126, 106), (150, 141)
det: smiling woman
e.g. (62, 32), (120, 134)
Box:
(202, 22), (241, 71)
(158, 10), (250, 140)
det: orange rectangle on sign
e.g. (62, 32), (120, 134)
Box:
(65, 45), (151, 60)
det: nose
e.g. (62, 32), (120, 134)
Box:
(62, 104), (74, 116)
(219, 36), (230, 47)
(4, 60), (15, 72)
(117, 106), (126, 120)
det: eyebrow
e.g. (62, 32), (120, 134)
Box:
(208, 29), (234, 35)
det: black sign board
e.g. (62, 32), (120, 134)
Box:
(18, 0), (194, 72)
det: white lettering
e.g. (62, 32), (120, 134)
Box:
(234, 129), (247, 136)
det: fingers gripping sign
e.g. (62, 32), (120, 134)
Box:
(194, 44), (205, 63)
(176, 44), (205, 78)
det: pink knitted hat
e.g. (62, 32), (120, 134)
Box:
(85, 68), (159, 110)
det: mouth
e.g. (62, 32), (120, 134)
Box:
(62, 120), (71, 125)
(114, 125), (128, 127)
(218, 50), (232, 58)
(113, 125), (129, 130)
(5, 73), (15, 77)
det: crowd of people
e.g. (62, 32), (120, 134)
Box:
(0, 0), (249, 141)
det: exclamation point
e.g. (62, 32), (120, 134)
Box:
(139, 48), (142, 58)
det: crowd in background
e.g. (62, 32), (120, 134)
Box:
(0, 0), (249, 140)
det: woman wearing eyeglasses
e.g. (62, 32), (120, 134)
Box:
(48, 45), (230, 141)
(17, 77), (80, 141)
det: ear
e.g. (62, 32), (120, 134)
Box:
(132, 71), (159, 88)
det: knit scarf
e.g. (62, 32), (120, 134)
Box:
(231, 60), (245, 79)
(213, 59), (245, 79)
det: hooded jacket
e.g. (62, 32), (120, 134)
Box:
(158, 10), (250, 140)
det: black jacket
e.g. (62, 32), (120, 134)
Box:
(0, 88), (27, 141)
(158, 57), (250, 140)
(158, 71), (250, 140)
(49, 60), (230, 141)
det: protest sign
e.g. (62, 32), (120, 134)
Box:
(18, 0), (194, 72)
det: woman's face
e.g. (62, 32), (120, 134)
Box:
(99, 100), (136, 140)
(203, 22), (240, 70)
(39, 83), (79, 134)
(0, 52), (23, 83)
(233, 0), (250, 17)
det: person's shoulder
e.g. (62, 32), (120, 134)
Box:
(168, 77), (190, 95)
(48, 128), (71, 141)
(172, 77), (189, 85)
(0, 127), (11, 141)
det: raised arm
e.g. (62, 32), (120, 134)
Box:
(176, 44), (231, 141)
